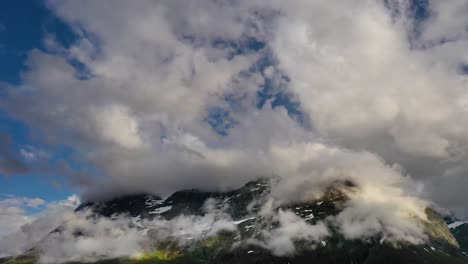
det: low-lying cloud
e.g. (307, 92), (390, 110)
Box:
(0, 188), (430, 262)
(0, 0), (467, 260)
(0, 195), (80, 258)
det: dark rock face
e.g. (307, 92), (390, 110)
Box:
(450, 223), (468, 257)
(76, 194), (163, 218)
(77, 179), (273, 221)
(212, 244), (466, 264)
(71, 179), (468, 264)
(444, 214), (468, 257)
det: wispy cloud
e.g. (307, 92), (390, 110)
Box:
(0, 194), (80, 257)
(0, 0), (468, 258)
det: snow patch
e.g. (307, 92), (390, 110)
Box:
(304, 213), (314, 221)
(233, 217), (256, 225)
(448, 221), (468, 229)
(379, 235), (387, 245)
(145, 197), (164, 208)
(149, 206), (172, 214)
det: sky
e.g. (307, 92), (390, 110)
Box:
(1, 0), (468, 260)
(0, 0), (76, 204)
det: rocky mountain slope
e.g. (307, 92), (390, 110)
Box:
(1, 179), (467, 264)
(448, 220), (468, 257)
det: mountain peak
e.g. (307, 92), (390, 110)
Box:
(25, 179), (462, 264)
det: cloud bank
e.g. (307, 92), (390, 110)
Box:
(0, 195), (80, 258)
(1, 0), (468, 259)
(0, 190), (428, 262)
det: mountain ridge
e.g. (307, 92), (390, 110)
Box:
(2, 179), (467, 264)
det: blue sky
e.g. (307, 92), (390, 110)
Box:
(1, 0), (467, 220)
(0, 0), (442, 205)
(0, 0), (300, 204)
(0, 0), (76, 204)
(1, 0), (468, 259)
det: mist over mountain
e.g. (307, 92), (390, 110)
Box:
(1, 0), (468, 263)
(1, 179), (467, 263)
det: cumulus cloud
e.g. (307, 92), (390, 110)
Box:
(37, 211), (146, 263)
(0, 203), (32, 240)
(0, 195), (80, 257)
(334, 186), (427, 244)
(262, 0), (468, 217)
(1, 0), (468, 258)
(267, 142), (429, 246)
(1, 197), (239, 262)
(261, 209), (330, 256)
(0, 195), (327, 261)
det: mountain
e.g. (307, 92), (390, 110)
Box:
(448, 221), (468, 257)
(2, 179), (467, 264)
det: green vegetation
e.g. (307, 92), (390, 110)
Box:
(130, 250), (181, 263)
(2, 180), (467, 264)
(4, 257), (36, 264)
(423, 208), (460, 248)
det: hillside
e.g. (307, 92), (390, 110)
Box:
(1, 180), (467, 264)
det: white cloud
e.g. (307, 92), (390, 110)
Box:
(334, 184), (428, 244)
(0, 205), (31, 240)
(262, 209), (330, 256)
(0, 197), (236, 262)
(20, 149), (36, 160)
(1, 0), (468, 258)
(0, 195), (79, 257)
(37, 211), (146, 263)
(262, 0), (468, 216)
(89, 104), (143, 149)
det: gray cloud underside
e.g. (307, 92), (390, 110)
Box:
(1, 1), (468, 256)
